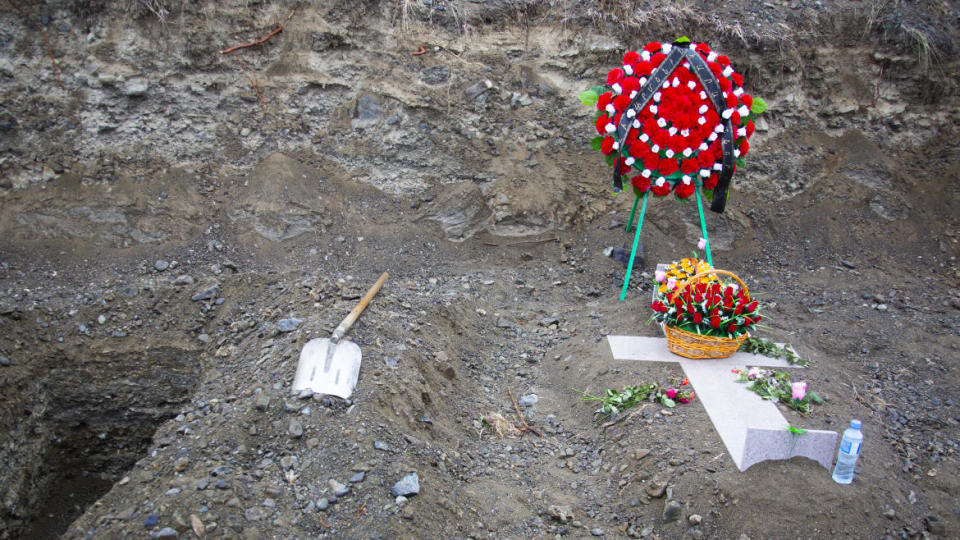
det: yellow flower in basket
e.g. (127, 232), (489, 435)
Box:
(658, 257), (716, 293)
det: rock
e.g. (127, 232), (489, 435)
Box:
(328, 479), (350, 497)
(496, 318), (513, 329)
(420, 66), (450, 85)
(839, 259), (856, 269)
(465, 80), (492, 100)
(123, 79), (150, 96)
(244, 507), (268, 521)
(288, 419), (304, 438)
(152, 527), (179, 539)
(518, 394), (538, 407)
(924, 514), (945, 535)
(144, 514), (159, 529)
(374, 440), (390, 451)
(390, 473), (420, 497)
(634, 448), (651, 460)
(352, 94), (382, 129)
(605, 246), (637, 268)
(97, 314), (107, 325)
(277, 318), (302, 332)
(191, 284), (219, 302)
(280, 455), (297, 469)
(548, 504), (573, 523)
(689, 514), (702, 525)
(173, 456), (190, 472)
(317, 498), (329, 511)
(349, 472), (365, 483)
(883, 508), (896, 519)
(590, 528), (605, 536)
(154, 260), (170, 271)
(0, 356), (10, 367)
(663, 500), (683, 523)
(174, 275), (195, 286)
(645, 480), (667, 498)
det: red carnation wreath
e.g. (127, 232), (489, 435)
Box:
(581, 39), (766, 205)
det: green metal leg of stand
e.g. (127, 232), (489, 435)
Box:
(625, 193), (640, 232)
(695, 186), (713, 267)
(620, 191), (649, 301)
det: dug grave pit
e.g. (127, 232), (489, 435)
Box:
(0, 344), (201, 540)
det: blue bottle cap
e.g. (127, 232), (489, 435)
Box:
(850, 419), (861, 429)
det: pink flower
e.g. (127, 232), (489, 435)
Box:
(666, 388), (678, 399)
(655, 269), (667, 283)
(792, 381), (807, 401)
(666, 277), (677, 290)
(747, 367), (760, 379)
(697, 237), (707, 250)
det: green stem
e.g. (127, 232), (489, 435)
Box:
(620, 191), (649, 301)
(626, 193), (640, 232)
(695, 184), (713, 267)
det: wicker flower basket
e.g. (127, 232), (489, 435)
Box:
(663, 269), (750, 359)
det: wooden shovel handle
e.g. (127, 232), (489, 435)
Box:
(331, 272), (389, 341)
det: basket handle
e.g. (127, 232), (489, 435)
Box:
(676, 269), (750, 301)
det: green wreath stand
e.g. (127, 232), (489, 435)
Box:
(619, 181), (714, 301)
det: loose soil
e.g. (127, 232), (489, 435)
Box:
(0, 1), (958, 539)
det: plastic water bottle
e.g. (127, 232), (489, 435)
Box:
(832, 419), (863, 484)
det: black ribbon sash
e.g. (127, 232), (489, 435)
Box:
(612, 41), (735, 213)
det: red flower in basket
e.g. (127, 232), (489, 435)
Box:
(649, 269), (762, 358)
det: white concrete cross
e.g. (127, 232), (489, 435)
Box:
(606, 335), (837, 471)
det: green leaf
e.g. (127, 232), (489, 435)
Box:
(590, 136), (604, 151)
(809, 392), (824, 404)
(703, 188), (714, 202)
(787, 425), (808, 435)
(590, 85), (607, 96)
(750, 96), (767, 115)
(675, 36), (692, 44)
(660, 396), (676, 408)
(579, 89), (599, 106)
(605, 153), (616, 167)
(735, 157), (746, 168)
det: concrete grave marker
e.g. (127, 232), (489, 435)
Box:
(606, 335), (837, 471)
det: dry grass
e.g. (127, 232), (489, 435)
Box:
(484, 413), (520, 438)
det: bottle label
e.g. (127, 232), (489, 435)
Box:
(841, 439), (861, 456)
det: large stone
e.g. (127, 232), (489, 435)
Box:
(390, 473), (420, 497)
(607, 336), (837, 471)
(351, 94), (382, 130)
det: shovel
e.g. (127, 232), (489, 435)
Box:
(292, 272), (388, 399)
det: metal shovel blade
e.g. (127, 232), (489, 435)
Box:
(292, 338), (361, 399)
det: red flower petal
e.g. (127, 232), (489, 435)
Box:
(632, 175), (651, 192)
(658, 159), (679, 176)
(613, 95), (632, 111)
(607, 68), (625, 86)
(595, 114), (610, 135)
(601, 137), (615, 155)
